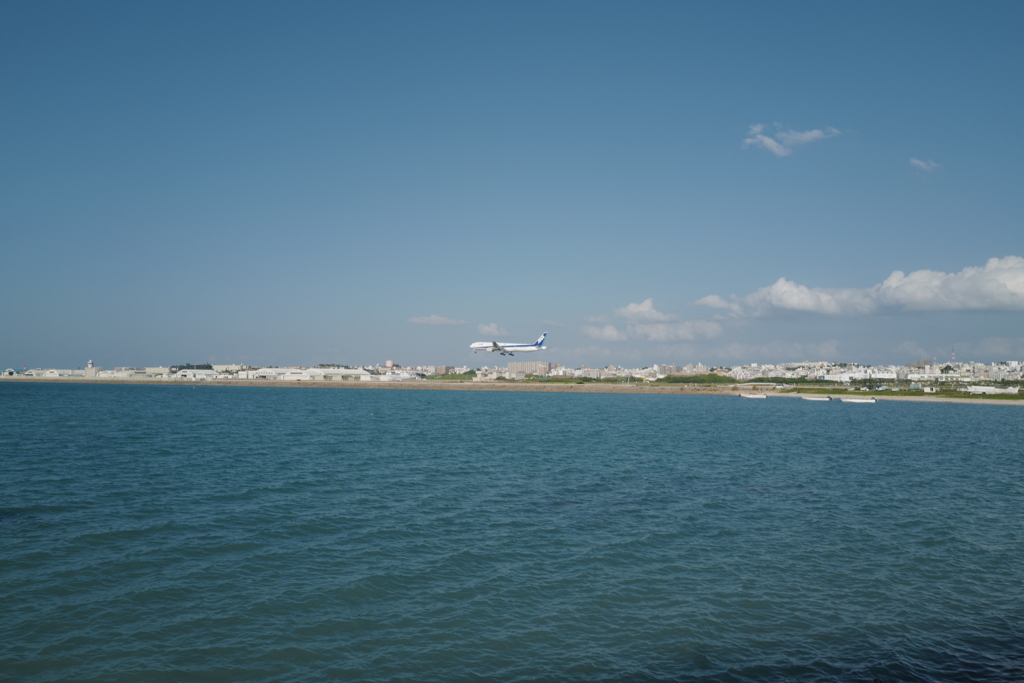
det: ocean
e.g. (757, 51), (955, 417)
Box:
(1, 382), (1022, 682)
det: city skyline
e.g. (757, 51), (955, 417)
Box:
(3, 2), (1022, 368)
(10, 352), (1022, 381)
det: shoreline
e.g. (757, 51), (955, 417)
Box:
(2, 377), (1022, 405)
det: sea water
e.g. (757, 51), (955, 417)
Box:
(1, 382), (1022, 682)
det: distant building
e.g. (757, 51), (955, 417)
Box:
(212, 364), (243, 373)
(655, 363), (709, 376)
(312, 368), (371, 381)
(508, 361), (550, 376)
(97, 368), (148, 379)
(242, 367), (371, 381)
(378, 371), (415, 381)
(435, 366), (453, 375)
(175, 368), (217, 380)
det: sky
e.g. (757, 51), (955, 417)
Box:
(2, 1), (1023, 369)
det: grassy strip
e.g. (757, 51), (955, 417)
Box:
(656, 374), (736, 384)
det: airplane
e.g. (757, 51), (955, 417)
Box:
(471, 332), (547, 356)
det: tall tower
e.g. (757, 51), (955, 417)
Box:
(952, 345), (956, 364)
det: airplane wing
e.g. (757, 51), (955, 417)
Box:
(491, 342), (502, 350)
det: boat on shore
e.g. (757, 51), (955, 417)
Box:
(841, 397), (877, 403)
(740, 393), (768, 399)
(801, 395), (833, 401)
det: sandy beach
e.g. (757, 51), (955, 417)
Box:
(3, 377), (1022, 406)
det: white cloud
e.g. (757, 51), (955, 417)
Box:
(582, 298), (721, 342)
(743, 123), (840, 157)
(696, 278), (877, 316)
(627, 321), (722, 342)
(613, 298), (675, 322)
(409, 315), (465, 325)
(581, 324), (629, 342)
(695, 256), (1024, 317)
(910, 157), (941, 172)
(581, 298), (722, 343)
(477, 323), (508, 336)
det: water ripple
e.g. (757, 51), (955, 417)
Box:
(1, 383), (1022, 681)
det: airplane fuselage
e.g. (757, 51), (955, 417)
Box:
(470, 333), (547, 356)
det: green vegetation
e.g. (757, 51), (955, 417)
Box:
(656, 374), (736, 384)
(424, 373), (477, 380)
(736, 376), (820, 384)
(548, 376), (607, 383)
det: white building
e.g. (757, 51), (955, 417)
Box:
(294, 368), (372, 381)
(96, 368), (148, 379)
(212, 364), (244, 373)
(508, 361), (550, 376)
(175, 369), (218, 380)
(240, 367), (372, 381)
(23, 368), (85, 378)
(378, 371), (415, 381)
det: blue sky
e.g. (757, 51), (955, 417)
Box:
(3, 1), (1022, 369)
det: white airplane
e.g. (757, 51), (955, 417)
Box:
(471, 332), (547, 356)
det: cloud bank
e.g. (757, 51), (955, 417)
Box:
(583, 299), (722, 342)
(628, 320), (723, 342)
(409, 315), (465, 325)
(613, 298), (673, 322)
(743, 123), (840, 157)
(696, 256), (1024, 317)
(581, 324), (629, 342)
(477, 323), (508, 336)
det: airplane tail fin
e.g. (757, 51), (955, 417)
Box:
(535, 332), (547, 347)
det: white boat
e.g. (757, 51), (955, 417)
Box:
(740, 393), (768, 399)
(801, 396), (833, 401)
(841, 397), (877, 403)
